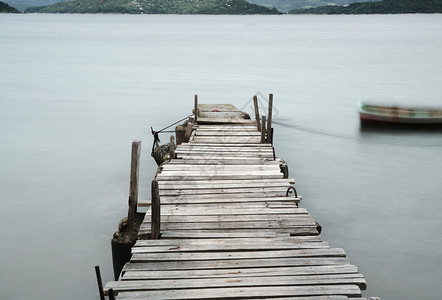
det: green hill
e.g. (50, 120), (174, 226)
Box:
(289, 0), (442, 14)
(0, 0), (20, 12)
(25, 0), (281, 14)
(246, 0), (380, 13)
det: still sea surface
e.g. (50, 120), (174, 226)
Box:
(1, 13), (441, 300)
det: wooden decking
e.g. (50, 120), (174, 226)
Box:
(105, 104), (369, 299)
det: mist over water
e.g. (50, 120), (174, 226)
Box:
(1, 14), (441, 300)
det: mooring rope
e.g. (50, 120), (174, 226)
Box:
(272, 120), (442, 148)
(150, 115), (192, 156)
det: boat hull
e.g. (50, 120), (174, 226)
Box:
(358, 103), (442, 125)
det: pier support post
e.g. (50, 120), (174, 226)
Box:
(194, 94), (198, 122)
(266, 94), (273, 144)
(183, 116), (195, 143)
(151, 179), (161, 240)
(127, 140), (141, 224)
(253, 95), (261, 132)
(261, 116), (266, 144)
(94, 266), (105, 300)
(108, 289), (116, 300)
(169, 135), (175, 159)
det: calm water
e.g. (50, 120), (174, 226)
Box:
(1, 14), (441, 300)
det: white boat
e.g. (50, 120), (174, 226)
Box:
(358, 102), (442, 125)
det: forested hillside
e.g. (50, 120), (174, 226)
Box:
(290, 0), (442, 14)
(25, 0), (281, 14)
(0, 0), (20, 12)
(246, 0), (380, 13)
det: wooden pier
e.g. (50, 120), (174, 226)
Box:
(103, 99), (372, 300)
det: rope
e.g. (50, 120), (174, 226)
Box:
(156, 115), (192, 133)
(150, 115), (192, 156)
(272, 120), (442, 148)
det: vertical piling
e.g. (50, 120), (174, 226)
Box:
(183, 116), (195, 143)
(151, 179), (161, 240)
(194, 94), (198, 122)
(127, 140), (141, 224)
(253, 95), (261, 132)
(266, 94), (273, 144)
(109, 289), (116, 300)
(170, 135), (175, 159)
(95, 266), (105, 300)
(261, 116), (266, 144)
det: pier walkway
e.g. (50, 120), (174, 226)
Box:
(104, 103), (369, 299)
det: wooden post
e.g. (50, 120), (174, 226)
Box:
(253, 95), (261, 132)
(151, 179), (160, 240)
(194, 94), (198, 122)
(261, 116), (266, 144)
(266, 93), (273, 144)
(183, 116), (195, 143)
(169, 135), (175, 159)
(94, 266), (105, 300)
(108, 289), (116, 300)
(127, 140), (141, 223)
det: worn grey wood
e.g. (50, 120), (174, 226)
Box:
(261, 115), (266, 143)
(183, 117), (194, 143)
(139, 196), (301, 206)
(141, 213), (315, 224)
(158, 178), (295, 186)
(194, 94), (198, 122)
(253, 95), (261, 132)
(196, 118), (257, 124)
(127, 140), (141, 222)
(158, 230), (291, 239)
(106, 273), (365, 293)
(267, 93), (273, 144)
(169, 135), (175, 159)
(106, 103), (369, 300)
(150, 179), (160, 240)
(122, 264), (360, 280)
(113, 285), (361, 299)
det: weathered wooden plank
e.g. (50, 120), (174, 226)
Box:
(143, 207), (305, 216)
(139, 196), (300, 206)
(122, 264), (360, 280)
(114, 285), (361, 299)
(156, 174), (284, 181)
(173, 156), (276, 161)
(196, 131), (262, 136)
(154, 193), (293, 202)
(168, 159), (280, 165)
(134, 236), (323, 247)
(143, 204), (308, 213)
(161, 165), (280, 172)
(140, 222), (317, 231)
(197, 104), (240, 112)
(158, 178), (295, 186)
(175, 151), (275, 157)
(196, 117), (257, 124)
(130, 248), (346, 261)
(143, 213), (312, 223)
(158, 187), (292, 196)
(176, 153), (275, 159)
(158, 230), (291, 239)
(192, 136), (262, 143)
(125, 258), (350, 272)
(138, 229), (316, 239)
(106, 273), (365, 293)
(182, 142), (272, 147)
(176, 147), (274, 153)
(196, 128), (259, 133)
